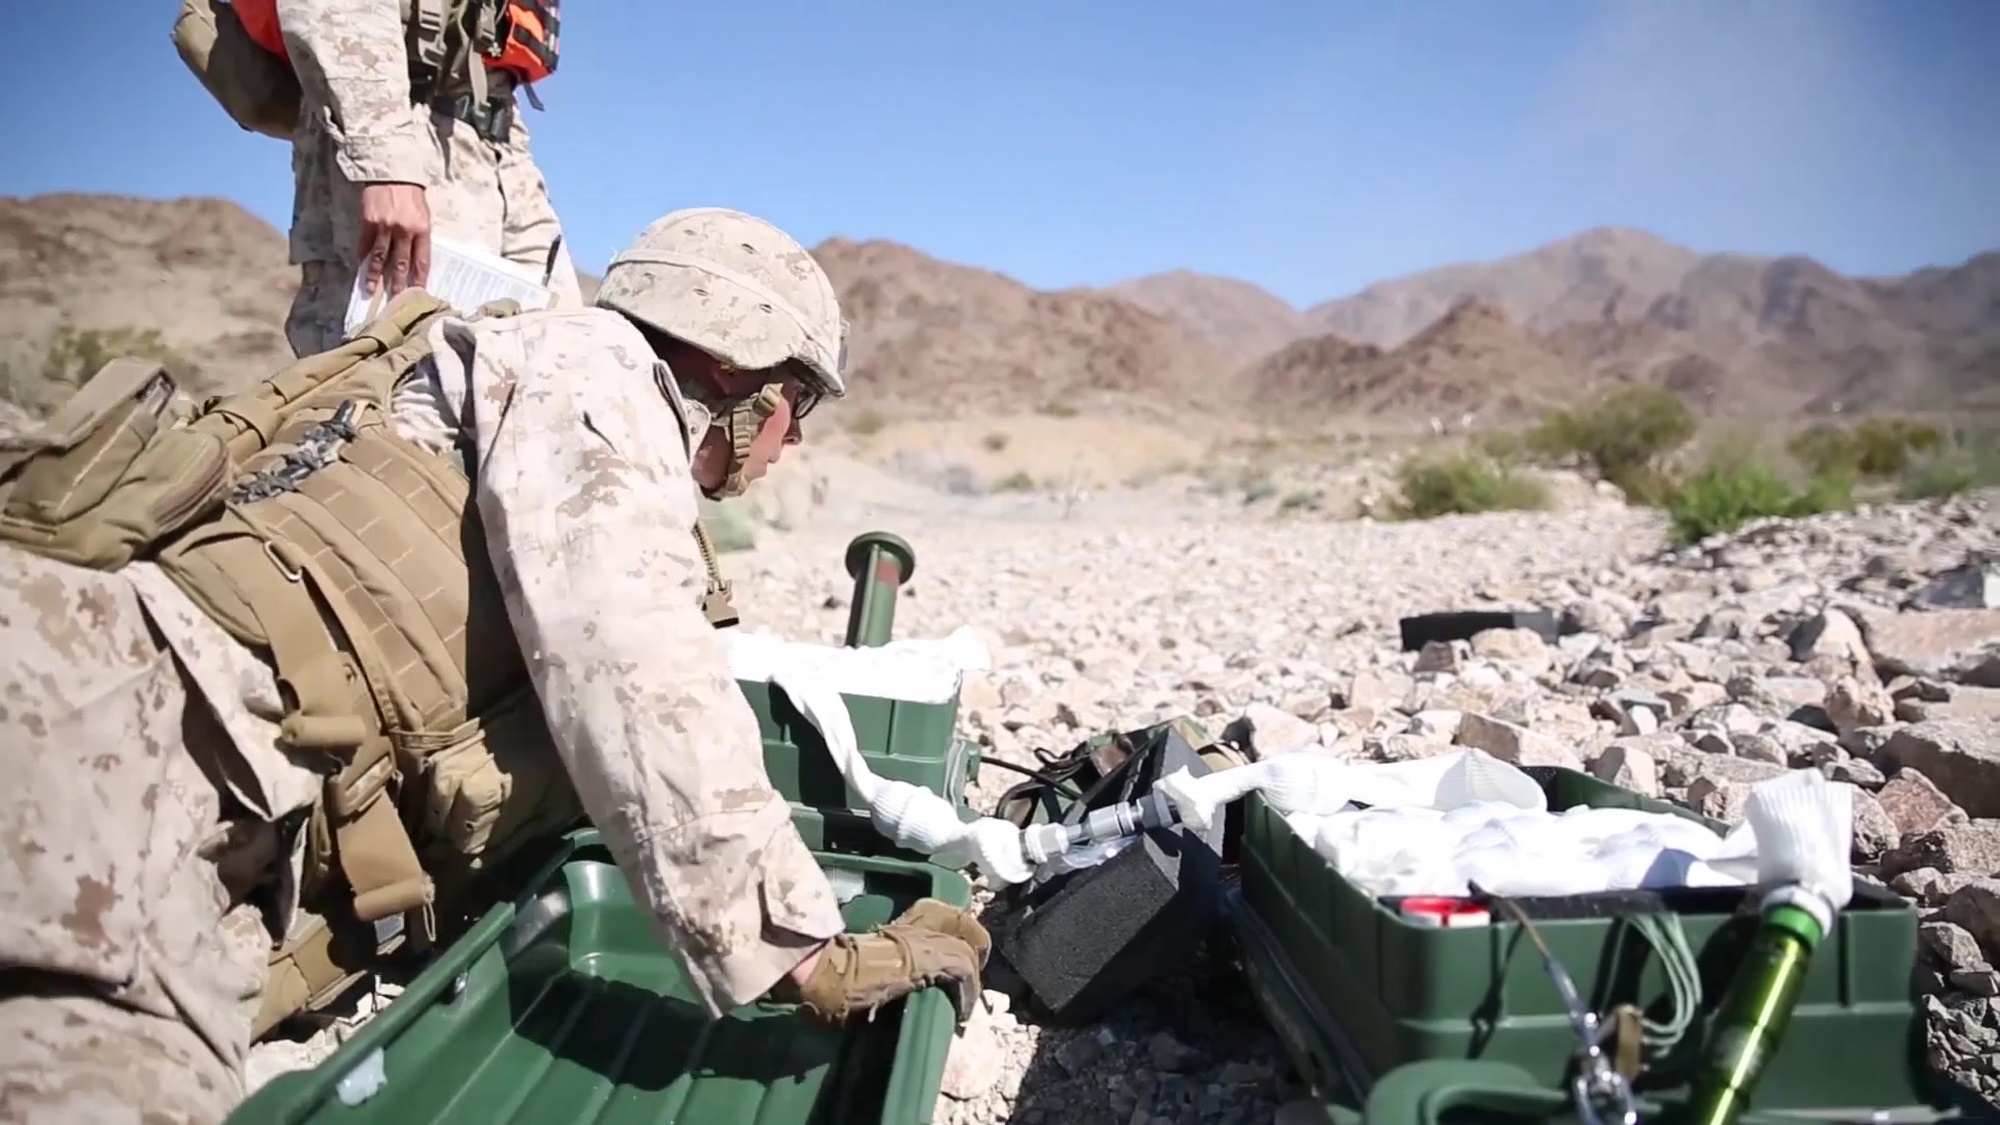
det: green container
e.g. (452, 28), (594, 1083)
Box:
(231, 829), (969, 1125)
(739, 677), (980, 817)
(1233, 766), (1936, 1119)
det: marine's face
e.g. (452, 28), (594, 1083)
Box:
(737, 383), (805, 481)
(686, 376), (813, 494)
(655, 332), (825, 494)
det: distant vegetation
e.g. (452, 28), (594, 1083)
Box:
(1897, 428), (2000, 502)
(1522, 384), (1696, 504)
(1389, 450), (1550, 520)
(1786, 417), (1943, 480)
(0, 324), (191, 418)
(1389, 383), (1998, 540)
(1662, 440), (1854, 545)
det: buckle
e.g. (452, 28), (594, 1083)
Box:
(431, 93), (515, 143)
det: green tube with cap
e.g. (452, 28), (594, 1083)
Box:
(842, 531), (915, 649)
(1680, 895), (1827, 1125)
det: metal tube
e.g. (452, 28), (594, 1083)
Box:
(842, 531), (916, 648)
(1682, 899), (1826, 1125)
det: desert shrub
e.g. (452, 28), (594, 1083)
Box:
(697, 498), (756, 552)
(1897, 426), (2000, 500)
(1664, 445), (1853, 545)
(1278, 489), (1320, 512)
(1, 324), (188, 418)
(1525, 385), (1696, 502)
(1390, 452), (1550, 520)
(982, 431), (1010, 452)
(1038, 400), (1080, 418)
(993, 470), (1036, 492)
(846, 408), (887, 436)
(1473, 430), (1528, 465)
(44, 324), (181, 385)
(1788, 418), (1943, 479)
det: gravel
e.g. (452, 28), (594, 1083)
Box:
(247, 481), (2000, 1123)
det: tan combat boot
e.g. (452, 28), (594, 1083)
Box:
(771, 921), (982, 1026)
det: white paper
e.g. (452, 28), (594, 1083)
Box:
(342, 235), (556, 337)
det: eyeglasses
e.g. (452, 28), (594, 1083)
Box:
(792, 385), (822, 420)
(665, 334), (826, 420)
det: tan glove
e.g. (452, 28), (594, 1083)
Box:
(771, 900), (985, 1025)
(890, 898), (991, 968)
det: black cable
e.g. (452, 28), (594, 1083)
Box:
(979, 756), (1082, 793)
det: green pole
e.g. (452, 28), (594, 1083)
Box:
(843, 531), (916, 648)
(1681, 897), (1828, 1125)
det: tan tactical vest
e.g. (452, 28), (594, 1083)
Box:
(1, 292), (737, 1037)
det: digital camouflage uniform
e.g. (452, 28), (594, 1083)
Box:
(278, 0), (583, 357)
(0, 210), (980, 1124)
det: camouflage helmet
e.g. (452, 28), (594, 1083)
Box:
(595, 207), (847, 397)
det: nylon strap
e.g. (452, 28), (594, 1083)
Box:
(407, 0), (450, 99)
(693, 520), (738, 629)
(232, 499), (436, 936)
(250, 909), (377, 1040)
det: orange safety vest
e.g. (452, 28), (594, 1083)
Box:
(235, 0), (558, 85)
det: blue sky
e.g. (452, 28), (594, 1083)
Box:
(7, 1), (1997, 307)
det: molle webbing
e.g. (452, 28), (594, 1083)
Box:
(146, 289), (729, 1033)
(162, 407), (530, 930)
(157, 290), (507, 940)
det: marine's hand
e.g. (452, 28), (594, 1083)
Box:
(769, 913), (984, 1025)
(356, 182), (433, 296)
(890, 897), (991, 969)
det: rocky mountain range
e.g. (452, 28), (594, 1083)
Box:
(1112, 226), (2000, 419)
(0, 192), (1993, 428)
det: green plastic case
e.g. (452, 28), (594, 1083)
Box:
(1231, 765), (1942, 1119)
(230, 829), (970, 1125)
(740, 676), (979, 818)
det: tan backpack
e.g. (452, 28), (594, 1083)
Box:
(0, 358), (231, 566)
(171, 0), (304, 140)
(171, 0), (525, 141)
(2, 294), (575, 1035)
(0, 293), (455, 569)
(3, 294), (742, 1037)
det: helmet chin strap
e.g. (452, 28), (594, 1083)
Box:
(697, 383), (786, 500)
(685, 382), (786, 629)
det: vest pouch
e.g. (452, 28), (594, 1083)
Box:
(0, 359), (230, 570)
(251, 903), (380, 1040)
(416, 686), (581, 882)
(173, 0), (303, 140)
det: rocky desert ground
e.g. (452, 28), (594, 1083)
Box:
(240, 465), (2000, 1125)
(671, 482), (2000, 1125)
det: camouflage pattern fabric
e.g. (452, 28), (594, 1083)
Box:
(0, 210), (884, 1122)
(417, 306), (849, 1012)
(277, 0), (582, 357)
(596, 210), (848, 396)
(0, 549), (272, 1124)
